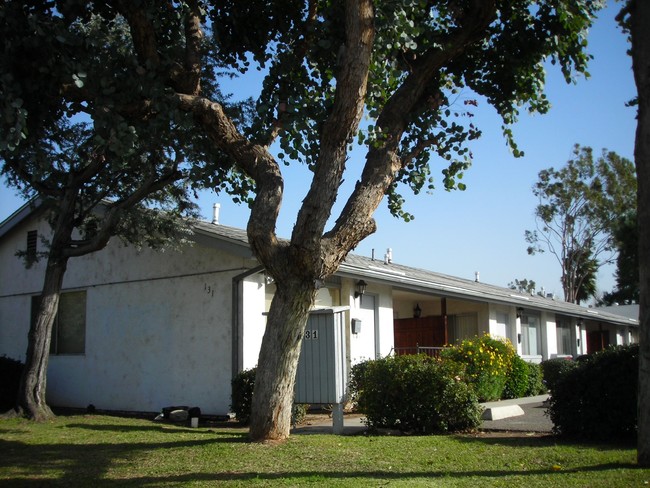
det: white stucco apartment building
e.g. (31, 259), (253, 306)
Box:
(0, 201), (638, 415)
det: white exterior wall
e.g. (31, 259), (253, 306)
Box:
(241, 274), (267, 370)
(542, 312), (558, 360)
(346, 281), (394, 365)
(0, 216), (258, 415)
(0, 217), (53, 361)
(374, 283), (395, 358)
(577, 325), (587, 355)
(487, 305), (518, 346)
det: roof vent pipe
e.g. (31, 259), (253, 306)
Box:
(212, 203), (220, 225)
(475, 271), (480, 283)
(386, 248), (393, 264)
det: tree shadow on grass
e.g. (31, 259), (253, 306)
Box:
(0, 454), (642, 487)
(0, 433), (249, 487)
(457, 431), (637, 451)
(0, 417), (641, 487)
(64, 422), (248, 437)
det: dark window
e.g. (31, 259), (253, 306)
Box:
(556, 317), (572, 355)
(31, 291), (86, 355)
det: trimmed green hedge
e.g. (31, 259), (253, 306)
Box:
(540, 357), (578, 392)
(525, 361), (546, 396)
(549, 344), (638, 441)
(348, 354), (482, 434)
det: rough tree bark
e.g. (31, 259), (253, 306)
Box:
(16, 256), (68, 421)
(249, 280), (317, 439)
(14, 196), (75, 420)
(630, 0), (650, 467)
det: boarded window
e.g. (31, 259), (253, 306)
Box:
(32, 291), (86, 355)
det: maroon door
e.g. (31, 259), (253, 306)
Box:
(394, 316), (448, 354)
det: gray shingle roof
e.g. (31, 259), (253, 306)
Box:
(1, 202), (636, 328)
(195, 220), (638, 328)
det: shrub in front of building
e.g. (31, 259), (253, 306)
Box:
(502, 354), (530, 399)
(540, 357), (578, 392)
(440, 334), (516, 401)
(348, 354), (482, 434)
(230, 367), (257, 424)
(549, 344), (638, 441)
(525, 361), (547, 396)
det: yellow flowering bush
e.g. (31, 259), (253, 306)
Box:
(441, 334), (517, 401)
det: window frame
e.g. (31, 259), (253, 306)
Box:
(31, 290), (87, 355)
(521, 313), (542, 356)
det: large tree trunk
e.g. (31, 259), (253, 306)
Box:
(15, 253), (69, 421)
(631, 0), (650, 467)
(249, 280), (316, 441)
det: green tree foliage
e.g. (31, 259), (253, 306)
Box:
(0, 2), (252, 420)
(508, 278), (536, 294)
(601, 212), (639, 305)
(567, 247), (598, 305)
(0, 0), (606, 438)
(525, 145), (637, 303)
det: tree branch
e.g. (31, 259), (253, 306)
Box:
(168, 0), (204, 95)
(292, 0), (375, 271)
(64, 156), (183, 258)
(326, 0), (497, 259)
(114, 0), (160, 69)
(173, 93), (285, 265)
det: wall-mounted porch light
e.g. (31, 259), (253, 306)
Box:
(516, 307), (524, 319)
(354, 280), (368, 300)
(413, 303), (422, 318)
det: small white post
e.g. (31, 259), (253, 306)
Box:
(332, 403), (344, 434)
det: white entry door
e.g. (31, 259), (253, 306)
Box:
(350, 294), (378, 364)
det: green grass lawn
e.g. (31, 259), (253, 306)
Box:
(0, 414), (647, 487)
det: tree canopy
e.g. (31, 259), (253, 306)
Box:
(1, 0), (605, 438)
(525, 145), (637, 303)
(600, 212), (639, 305)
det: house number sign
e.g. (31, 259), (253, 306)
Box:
(303, 329), (319, 340)
(204, 283), (215, 297)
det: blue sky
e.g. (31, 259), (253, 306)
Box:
(0, 2), (636, 300)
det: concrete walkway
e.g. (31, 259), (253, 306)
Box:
(481, 395), (552, 433)
(292, 394), (552, 435)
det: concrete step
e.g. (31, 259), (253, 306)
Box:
(480, 394), (549, 421)
(482, 404), (525, 420)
